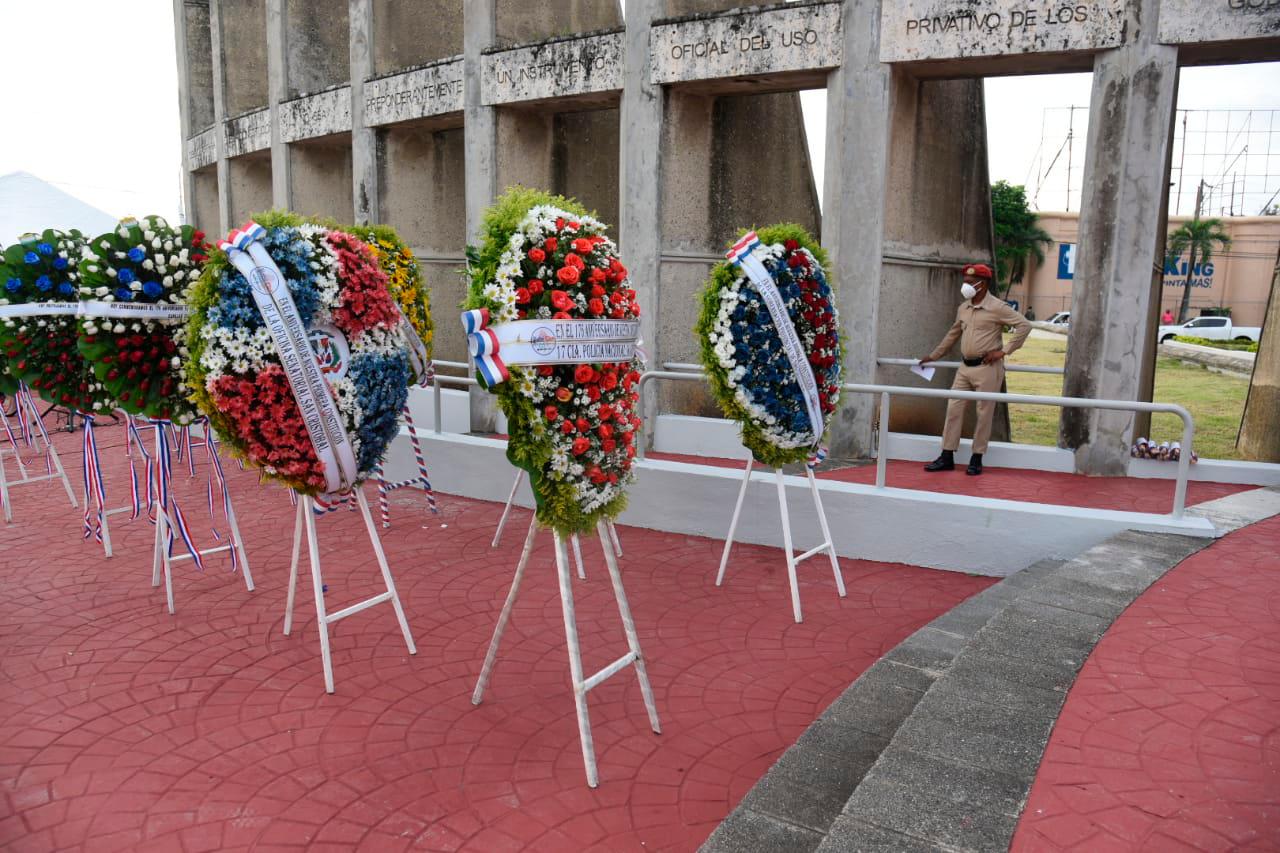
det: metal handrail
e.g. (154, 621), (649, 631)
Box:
(635, 369), (1195, 519)
(665, 359), (1065, 376)
(426, 359), (477, 434)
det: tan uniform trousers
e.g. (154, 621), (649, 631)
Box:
(941, 361), (1004, 454)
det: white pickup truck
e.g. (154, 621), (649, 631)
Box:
(1158, 316), (1261, 344)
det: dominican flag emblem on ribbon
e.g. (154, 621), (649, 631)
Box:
(462, 308), (510, 387)
(219, 222), (268, 255)
(726, 231), (763, 265)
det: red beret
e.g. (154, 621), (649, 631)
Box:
(962, 263), (993, 280)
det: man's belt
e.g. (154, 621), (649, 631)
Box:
(962, 356), (985, 367)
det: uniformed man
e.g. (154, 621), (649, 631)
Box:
(918, 263), (1031, 476)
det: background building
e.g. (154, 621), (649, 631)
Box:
(1009, 212), (1280, 327)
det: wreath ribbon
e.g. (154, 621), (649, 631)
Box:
(726, 231), (825, 448)
(462, 310), (641, 388)
(220, 222), (358, 499)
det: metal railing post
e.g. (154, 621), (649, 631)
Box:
(876, 392), (890, 488)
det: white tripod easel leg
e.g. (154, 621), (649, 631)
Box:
(716, 457), (754, 586)
(225, 496), (255, 592)
(775, 468), (803, 624)
(491, 469), (524, 547)
(0, 448), (11, 524)
(807, 467), (845, 598)
(355, 489), (416, 656)
(154, 508), (176, 615)
(596, 519), (660, 734)
(301, 495), (336, 694)
(553, 530), (599, 787)
(607, 519), (623, 558)
(283, 498), (304, 635)
(472, 515), (539, 704)
(571, 533), (586, 580)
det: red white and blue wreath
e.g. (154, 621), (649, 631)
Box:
(695, 224), (843, 468)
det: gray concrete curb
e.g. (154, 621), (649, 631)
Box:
(701, 487), (1280, 853)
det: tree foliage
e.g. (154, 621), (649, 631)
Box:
(991, 181), (1053, 295)
(1166, 217), (1232, 323)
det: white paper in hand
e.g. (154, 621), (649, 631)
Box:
(911, 362), (936, 382)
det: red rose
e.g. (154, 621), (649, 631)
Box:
(574, 363), (594, 384)
(609, 308), (624, 319)
(575, 418), (591, 433)
(556, 387), (572, 402)
(590, 283), (606, 297)
(564, 253), (586, 271)
(598, 404), (614, 421)
(515, 287), (531, 304)
(588, 298), (605, 316)
(544, 237), (557, 252)
(555, 218), (565, 230)
(601, 372), (618, 391)
(622, 430), (634, 445)
(544, 405), (558, 421)
(556, 266), (580, 285)
(528, 247), (546, 264)
(602, 439), (617, 454)
(608, 472), (618, 484)
(572, 238), (594, 254)
(553, 311), (572, 320)
(572, 437), (590, 456)
(561, 420), (576, 435)
(551, 290), (574, 310)
(538, 365), (555, 377)
(568, 221), (580, 230)
(586, 385), (601, 402)
(625, 444), (636, 459)
(598, 424), (614, 440)
(787, 254), (805, 269)
(784, 239), (800, 251)
(587, 466), (605, 484)
(589, 268), (607, 287)
(528, 280), (544, 295)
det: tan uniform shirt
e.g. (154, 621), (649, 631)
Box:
(928, 294), (1032, 362)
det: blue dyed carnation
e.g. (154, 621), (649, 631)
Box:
(127, 247), (146, 263)
(53, 257), (68, 270)
(349, 350), (411, 473)
(23, 251), (38, 265)
(58, 283), (75, 296)
(118, 267), (136, 285)
(35, 275), (52, 292)
(115, 287), (133, 301)
(142, 280), (164, 299)
(36, 242), (53, 255)
(5, 277), (20, 292)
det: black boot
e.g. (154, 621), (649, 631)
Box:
(966, 453), (983, 476)
(924, 451), (955, 472)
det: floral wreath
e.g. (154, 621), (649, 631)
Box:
(77, 216), (210, 423)
(695, 224), (843, 468)
(349, 224), (432, 369)
(185, 211), (411, 495)
(463, 187), (642, 536)
(0, 229), (114, 413)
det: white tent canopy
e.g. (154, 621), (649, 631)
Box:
(0, 171), (117, 243)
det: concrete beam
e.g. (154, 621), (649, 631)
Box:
(1061, 0), (1179, 474)
(464, 0), (500, 433)
(823, 0), (892, 459)
(209, 0), (233, 234)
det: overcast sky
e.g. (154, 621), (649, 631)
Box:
(0, 1), (1277, 230)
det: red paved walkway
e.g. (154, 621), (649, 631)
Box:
(1014, 514), (1280, 852)
(649, 453), (1251, 516)
(0, 422), (992, 852)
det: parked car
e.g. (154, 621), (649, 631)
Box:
(1157, 316), (1261, 344)
(1045, 311), (1070, 326)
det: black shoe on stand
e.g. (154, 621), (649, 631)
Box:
(924, 451), (955, 472)
(966, 454), (983, 476)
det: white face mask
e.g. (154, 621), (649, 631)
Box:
(961, 282), (979, 300)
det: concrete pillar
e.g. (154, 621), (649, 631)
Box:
(172, 0), (198, 226)
(349, 0), (377, 224)
(1237, 261), (1280, 462)
(822, 0), (892, 460)
(1060, 0), (1179, 475)
(464, 0), (500, 432)
(619, 0), (664, 438)
(266, 0), (292, 208)
(209, 0), (233, 234)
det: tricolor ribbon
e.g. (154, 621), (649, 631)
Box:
(148, 419), (204, 570)
(374, 403), (437, 528)
(726, 231), (826, 449)
(220, 221), (358, 501)
(80, 413), (106, 542)
(806, 446), (828, 471)
(462, 308), (508, 387)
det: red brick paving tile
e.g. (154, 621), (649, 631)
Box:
(0, 423), (1013, 851)
(1013, 515), (1280, 852)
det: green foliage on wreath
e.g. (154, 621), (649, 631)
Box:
(694, 223), (842, 468)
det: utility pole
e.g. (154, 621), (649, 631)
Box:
(1065, 106), (1075, 212)
(1177, 181), (1205, 323)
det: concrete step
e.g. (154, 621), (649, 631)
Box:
(699, 558), (1068, 853)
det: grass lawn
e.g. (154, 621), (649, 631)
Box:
(1004, 333), (1249, 460)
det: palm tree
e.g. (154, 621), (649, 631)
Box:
(1166, 218), (1231, 323)
(991, 181), (1053, 296)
